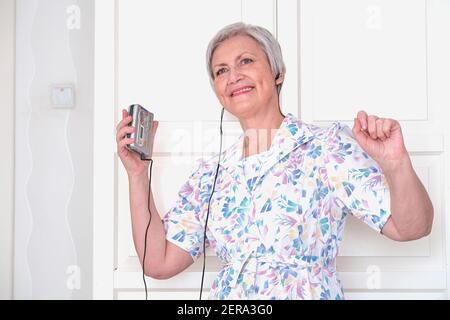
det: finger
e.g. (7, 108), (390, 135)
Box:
(151, 120), (159, 134)
(354, 116), (363, 132)
(357, 110), (368, 130)
(352, 118), (370, 147)
(120, 110), (129, 125)
(116, 115), (131, 132)
(118, 137), (135, 151)
(116, 115), (133, 132)
(116, 124), (135, 144)
(353, 118), (362, 138)
(353, 117), (361, 132)
(353, 118), (370, 139)
(376, 118), (387, 141)
(382, 119), (392, 138)
(116, 125), (135, 143)
(367, 115), (378, 139)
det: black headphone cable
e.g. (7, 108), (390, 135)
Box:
(199, 107), (225, 300)
(140, 154), (154, 301)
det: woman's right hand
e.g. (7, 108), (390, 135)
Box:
(116, 109), (159, 178)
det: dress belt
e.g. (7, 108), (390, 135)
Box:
(222, 247), (327, 288)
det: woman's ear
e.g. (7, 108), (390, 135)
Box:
(275, 72), (284, 85)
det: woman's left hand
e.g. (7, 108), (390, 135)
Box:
(352, 110), (409, 173)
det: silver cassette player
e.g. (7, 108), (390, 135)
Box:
(126, 104), (154, 159)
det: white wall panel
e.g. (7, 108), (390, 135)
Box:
(300, 0), (428, 122)
(118, 0), (274, 123)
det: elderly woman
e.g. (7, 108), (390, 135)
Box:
(116, 22), (433, 300)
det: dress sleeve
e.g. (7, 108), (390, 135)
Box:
(161, 159), (210, 261)
(322, 123), (392, 233)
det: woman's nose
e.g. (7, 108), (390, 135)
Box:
(227, 67), (243, 84)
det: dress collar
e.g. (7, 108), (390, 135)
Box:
(218, 113), (316, 187)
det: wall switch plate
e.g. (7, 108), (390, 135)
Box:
(52, 85), (75, 108)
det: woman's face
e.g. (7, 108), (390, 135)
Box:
(211, 35), (282, 118)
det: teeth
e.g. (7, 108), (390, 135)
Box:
(233, 87), (253, 95)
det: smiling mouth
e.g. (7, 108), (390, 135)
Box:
(231, 87), (254, 97)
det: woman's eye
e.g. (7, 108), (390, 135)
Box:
(241, 58), (253, 65)
(216, 68), (226, 76)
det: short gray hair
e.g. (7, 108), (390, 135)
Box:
(206, 22), (286, 94)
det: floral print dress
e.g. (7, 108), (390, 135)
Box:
(162, 113), (391, 300)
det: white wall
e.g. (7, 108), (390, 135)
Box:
(14, 0), (94, 299)
(0, 0), (16, 300)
